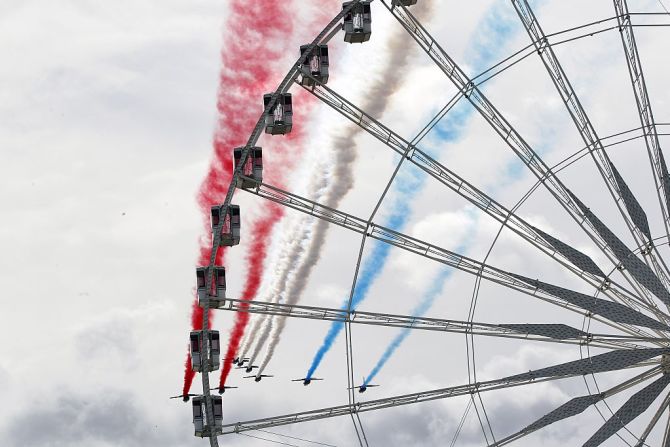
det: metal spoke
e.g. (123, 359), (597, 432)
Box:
(583, 374), (670, 446)
(663, 411), (670, 446)
(568, 191), (670, 308)
(218, 350), (668, 436)
(614, 0), (670, 253)
(240, 178), (668, 338)
(491, 366), (662, 446)
(633, 390), (670, 446)
(213, 296), (664, 350)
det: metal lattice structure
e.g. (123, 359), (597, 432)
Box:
(184, 1), (670, 445)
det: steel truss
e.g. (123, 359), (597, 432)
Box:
(613, 0), (670, 248)
(214, 296), (665, 350)
(240, 177), (670, 340)
(221, 364), (664, 435)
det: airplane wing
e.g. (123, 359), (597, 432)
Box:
(170, 393), (196, 399)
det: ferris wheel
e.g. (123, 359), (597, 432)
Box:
(183, 0), (670, 445)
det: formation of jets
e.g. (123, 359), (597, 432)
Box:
(172, 377), (382, 400)
(173, 361), (382, 400)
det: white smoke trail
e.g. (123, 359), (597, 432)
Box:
(238, 216), (305, 360)
(241, 176), (324, 363)
(256, 0), (436, 375)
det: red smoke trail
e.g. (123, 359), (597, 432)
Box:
(218, 202), (282, 387)
(215, 2), (341, 389)
(182, 0), (339, 394)
(182, 0), (295, 395)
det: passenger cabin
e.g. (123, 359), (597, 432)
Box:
(392, 0), (418, 6)
(263, 93), (292, 135)
(192, 395), (223, 437)
(343, 1), (372, 43)
(189, 330), (220, 372)
(196, 266), (226, 308)
(234, 147), (263, 188)
(211, 204), (240, 246)
(299, 44), (329, 86)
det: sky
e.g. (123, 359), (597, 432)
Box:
(1, 1), (670, 446)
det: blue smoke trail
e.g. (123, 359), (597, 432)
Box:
(305, 114), (468, 379)
(306, 1), (526, 380)
(363, 243), (466, 385)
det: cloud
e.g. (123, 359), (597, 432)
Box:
(0, 389), (187, 447)
(0, 364), (8, 389)
(72, 302), (174, 372)
(363, 402), (457, 447)
(74, 315), (138, 370)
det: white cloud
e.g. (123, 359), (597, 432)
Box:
(2, 0), (669, 445)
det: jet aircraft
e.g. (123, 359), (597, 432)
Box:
(291, 377), (324, 386)
(244, 374), (273, 382)
(169, 393), (199, 402)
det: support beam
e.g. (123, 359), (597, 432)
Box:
(214, 296), (663, 350)
(614, 0), (670, 247)
(512, 0), (651, 243)
(219, 353), (667, 436)
(633, 390), (670, 447)
(491, 366), (662, 446)
(583, 374), (670, 446)
(241, 178), (669, 337)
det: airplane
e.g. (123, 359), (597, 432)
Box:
(232, 357), (249, 365)
(240, 365), (258, 373)
(348, 378), (380, 393)
(209, 386), (238, 395)
(244, 374), (273, 382)
(291, 377), (324, 386)
(169, 393), (199, 402)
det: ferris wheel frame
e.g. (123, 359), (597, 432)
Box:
(186, 1), (670, 446)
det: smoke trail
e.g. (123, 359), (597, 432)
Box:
(245, 162), (327, 362)
(305, 1), (521, 380)
(305, 178), (421, 378)
(363, 244), (465, 385)
(218, 203), (283, 388)
(216, 1), (346, 388)
(182, 0), (299, 394)
(358, 4), (530, 384)
(239, 218), (304, 362)
(254, 0), (437, 375)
